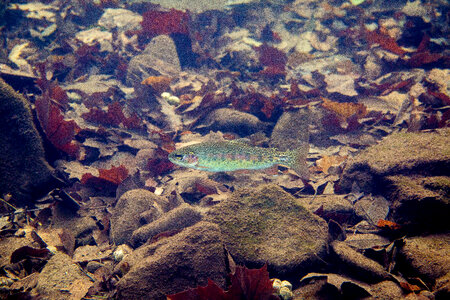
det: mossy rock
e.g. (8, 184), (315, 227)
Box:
(398, 234), (450, 289)
(0, 78), (59, 204)
(339, 129), (450, 194)
(205, 184), (328, 277)
(386, 175), (450, 231)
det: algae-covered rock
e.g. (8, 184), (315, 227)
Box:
(197, 108), (271, 136)
(386, 175), (450, 230)
(131, 203), (203, 247)
(35, 252), (92, 299)
(205, 184), (328, 276)
(117, 221), (228, 300)
(339, 129), (450, 231)
(0, 78), (59, 204)
(331, 241), (391, 283)
(398, 234), (450, 288)
(110, 189), (166, 245)
(339, 129), (450, 193)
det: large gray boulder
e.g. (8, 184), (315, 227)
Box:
(0, 78), (59, 204)
(205, 184), (329, 276)
(117, 221), (229, 300)
(339, 129), (450, 231)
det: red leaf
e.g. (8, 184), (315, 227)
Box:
(82, 102), (144, 130)
(377, 219), (401, 230)
(146, 148), (174, 177)
(167, 265), (277, 300)
(428, 90), (450, 106)
(256, 44), (287, 69)
(364, 29), (406, 56)
(167, 279), (227, 300)
(35, 92), (80, 158)
(408, 52), (442, 67)
(81, 165), (129, 190)
(227, 265), (277, 300)
(141, 9), (190, 37)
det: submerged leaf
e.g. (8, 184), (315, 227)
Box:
(167, 265), (278, 300)
(81, 165), (129, 190)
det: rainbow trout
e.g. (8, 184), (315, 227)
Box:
(168, 140), (309, 178)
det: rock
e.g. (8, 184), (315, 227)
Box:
(126, 35), (181, 86)
(110, 189), (165, 245)
(344, 234), (390, 251)
(197, 108), (271, 136)
(331, 241), (391, 283)
(51, 206), (98, 246)
(297, 194), (354, 225)
(131, 203), (203, 247)
(205, 184), (329, 276)
(117, 221), (228, 299)
(98, 8), (142, 32)
(385, 175), (450, 231)
(0, 78), (60, 204)
(270, 108), (310, 152)
(369, 280), (404, 299)
(86, 261), (105, 273)
(73, 245), (112, 263)
(398, 234), (450, 289)
(339, 129), (450, 231)
(340, 129), (450, 193)
(35, 252), (92, 299)
(298, 273), (372, 299)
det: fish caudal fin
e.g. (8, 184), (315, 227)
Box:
(285, 143), (309, 179)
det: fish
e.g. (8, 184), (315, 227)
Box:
(168, 140), (309, 178)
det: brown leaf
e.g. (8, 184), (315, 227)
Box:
(321, 97), (367, 122)
(10, 246), (51, 264)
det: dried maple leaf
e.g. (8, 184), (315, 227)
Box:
(167, 265), (278, 300)
(227, 265), (277, 300)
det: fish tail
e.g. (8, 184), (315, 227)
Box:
(285, 143), (309, 179)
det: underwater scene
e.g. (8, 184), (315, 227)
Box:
(0, 0), (449, 299)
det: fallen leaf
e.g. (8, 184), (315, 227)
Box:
(10, 246), (51, 264)
(377, 219), (401, 230)
(141, 76), (172, 94)
(167, 265), (277, 300)
(81, 165), (129, 190)
(140, 9), (190, 38)
(316, 155), (347, 175)
(364, 29), (406, 56)
(399, 281), (422, 293)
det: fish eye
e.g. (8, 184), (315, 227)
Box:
(173, 154), (184, 160)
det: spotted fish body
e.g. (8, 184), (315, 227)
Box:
(168, 141), (309, 178)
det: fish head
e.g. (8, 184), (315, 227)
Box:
(168, 149), (199, 168)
